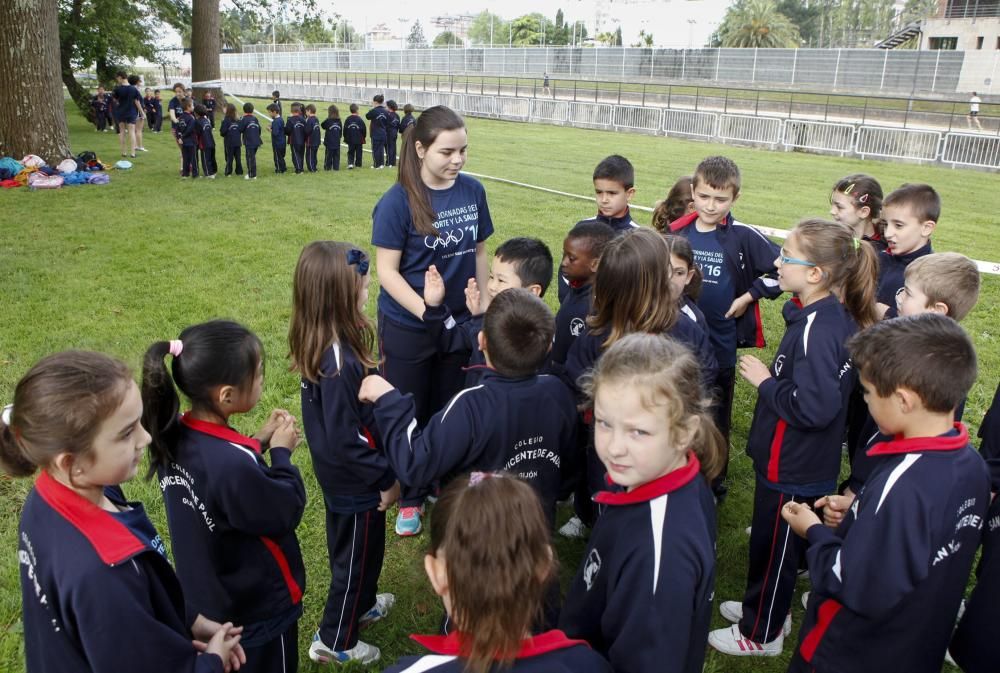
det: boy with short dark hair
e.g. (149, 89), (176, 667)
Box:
(238, 102), (261, 180)
(193, 104), (217, 179)
(782, 313), (988, 673)
(152, 90), (163, 132)
(669, 155), (782, 477)
(366, 94), (388, 169)
(359, 288), (577, 527)
(553, 221), (615, 366)
(91, 86), (109, 132)
(877, 183), (941, 319)
(344, 104), (366, 169)
(266, 104), (286, 174)
(271, 90), (282, 118)
(399, 104), (416, 134)
(385, 100), (400, 167)
(422, 237), (554, 387)
(143, 88), (157, 133)
(176, 98), (198, 179)
(321, 105), (342, 171)
(285, 102), (306, 174)
(304, 104), (320, 173)
(201, 91), (217, 126)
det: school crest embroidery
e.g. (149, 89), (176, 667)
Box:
(570, 318), (585, 337)
(583, 549), (602, 591)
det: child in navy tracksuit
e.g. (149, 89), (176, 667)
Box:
(421, 237), (553, 388)
(194, 104), (217, 178)
(669, 156), (782, 485)
(153, 90), (164, 132)
(285, 103), (307, 174)
(663, 234), (710, 334)
(3, 351), (243, 673)
(560, 333), (722, 673)
(558, 155), (640, 304)
(384, 474), (613, 673)
(385, 99), (400, 166)
(238, 102), (262, 179)
(708, 219), (879, 657)
(560, 229), (717, 538)
(288, 242), (400, 666)
(344, 103), (366, 168)
(271, 90), (282, 118)
(366, 94), (388, 168)
(202, 91), (217, 126)
(219, 103), (243, 176)
(399, 103), (416, 135)
(875, 183), (939, 319)
(782, 314), (988, 673)
(176, 99), (199, 178)
(321, 104), (342, 170)
(360, 288), (576, 528)
(266, 103), (286, 173)
(91, 86), (109, 131)
(142, 320), (306, 673)
(553, 221), (615, 366)
(843, 252), (980, 497)
(951, 380), (1000, 672)
(304, 104), (320, 172)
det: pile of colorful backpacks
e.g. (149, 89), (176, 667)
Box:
(0, 152), (111, 190)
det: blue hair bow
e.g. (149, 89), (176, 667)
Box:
(346, 248), (369, 275)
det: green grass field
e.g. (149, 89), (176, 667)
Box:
(1, 97), (999, 672)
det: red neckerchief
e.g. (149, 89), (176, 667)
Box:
(866, 423), (968, 457)
(411, 629), (590, 659)
(594, 451), (701, 505)
(180, 412), (261, 454)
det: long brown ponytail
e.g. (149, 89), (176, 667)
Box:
(397, 105), (465, 237)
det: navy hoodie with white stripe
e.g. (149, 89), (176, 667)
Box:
(553, 281), (592, 365)
(299, 343), (396, 503)
(19, 472), (224, 673)
(383, 630), (613, 673)
(560, 454), (716, 673)
(421, 303), (487, 386)
(746, 295), (857, 492)
(949, 385), (1000, 673)
(157, 414), (306, 632)
(565, 314), (718, 395)
(557, 212), (638, 302)
(371, 371), (577, 526)
(670, 211), (782, 349)
(876, 242), (932, 318)
(793, 425), (988, 673)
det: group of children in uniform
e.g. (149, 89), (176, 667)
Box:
(157, 86), (417, 180)
(4, 102), (998, 673)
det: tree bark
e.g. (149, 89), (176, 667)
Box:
(0, 0), (72, 163)
(191, 0), (228, 108)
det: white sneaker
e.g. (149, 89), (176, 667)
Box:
(745, 525), (752, 536)
(308, 631), (380, 665)
(244, 175), (250, 180)
(558, 515), (587, 539)
(359, 593), (395, 628)
(719, 600), (792, 636)
(136, 147), (148, 152)
(708, 624), (783, 656)
(802, 591), (810, 609)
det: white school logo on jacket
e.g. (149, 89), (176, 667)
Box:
(583, 549), (602, 591)
(570, 318), (585, 337)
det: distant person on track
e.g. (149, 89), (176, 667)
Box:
(968, 92), (983, 130)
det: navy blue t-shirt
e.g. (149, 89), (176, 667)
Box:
(687, 227), (737, 368)
(110, 500), (168, 559)
(372, 174), (494, 328)
(168, 97), (183, 129)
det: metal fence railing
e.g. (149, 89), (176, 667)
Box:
(220, 47), (968, 95)
(199, 77), (1000, 170)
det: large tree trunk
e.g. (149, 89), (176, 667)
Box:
(0, 0), (71, 163)
(191, 0), (227, 108)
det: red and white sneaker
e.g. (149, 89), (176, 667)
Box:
(718, 600), (791, 636)
(708, 624), (783, 656)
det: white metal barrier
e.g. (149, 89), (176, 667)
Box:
(718, 114), (784, 146)
(496, 97), (531, 122)
(568, 102), (615, 130)
(613, 105), (662, 134)
(854, 126), (942, 162)
(782, 120), (856, 156)
(529, 99), (570, 123)
(662, 109), (719, 139)
(942, 132), (1000, 169)
(219, 80), (1000, 171)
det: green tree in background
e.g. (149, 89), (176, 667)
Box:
(433, 30), (461, 47)
(716, 0), (802, 47)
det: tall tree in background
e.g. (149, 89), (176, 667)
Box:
(433, 31), (462, 47)
(466, 11), (509, 46)
(716, 0), (802, 47)
(407, 21), (428, 48)
(0, 0), (71, 162)
(191, 0), (227, 109)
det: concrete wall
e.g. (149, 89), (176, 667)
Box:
(921, 17), (1000, 51)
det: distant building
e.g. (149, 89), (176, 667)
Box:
(921, 0), (1000, 50)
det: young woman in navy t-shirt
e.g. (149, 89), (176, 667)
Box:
(371, 105), (493, 537)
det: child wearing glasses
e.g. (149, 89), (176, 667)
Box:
(668, 156), (782, 496)
(709, 219), (879, 658)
